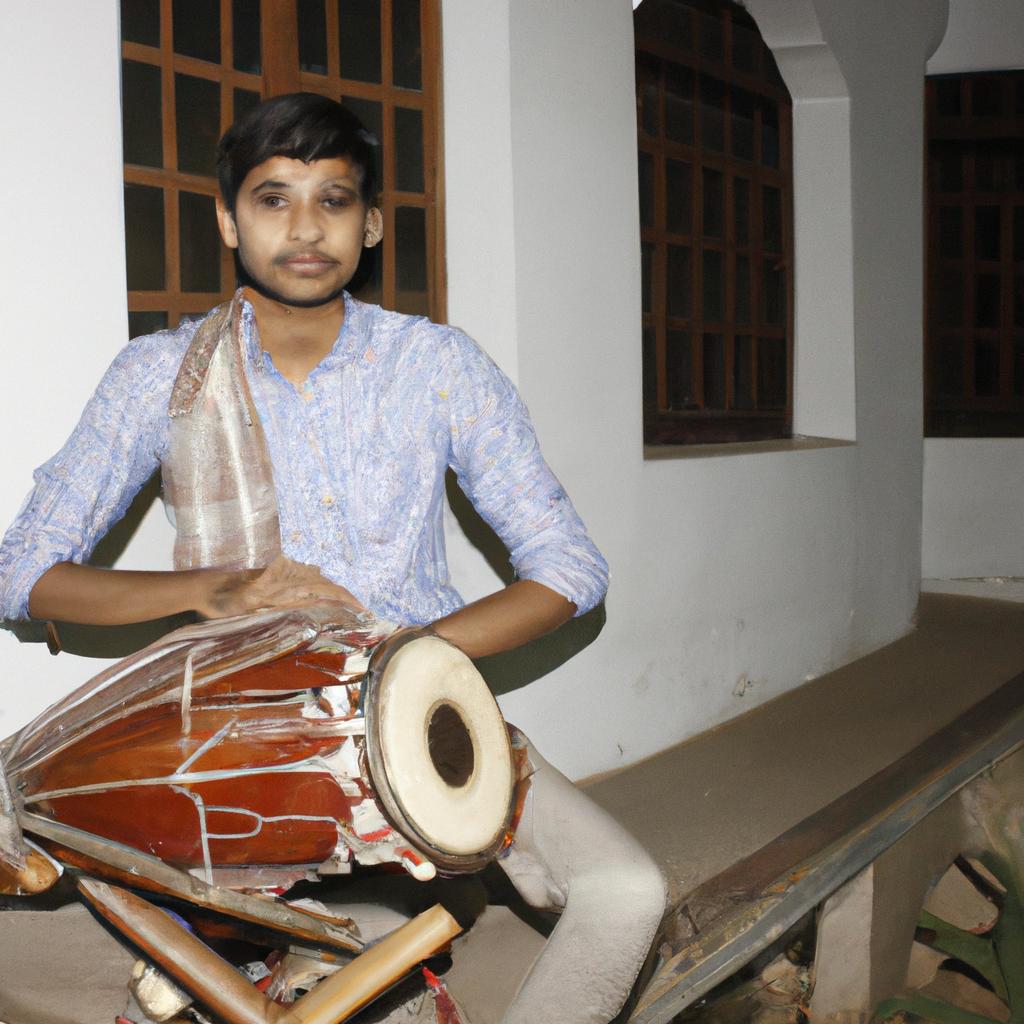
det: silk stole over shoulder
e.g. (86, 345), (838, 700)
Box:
(164, 289), (282, 571)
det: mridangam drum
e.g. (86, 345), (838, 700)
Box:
(364, 631), (515, 872)
(5, 606), (519, 889)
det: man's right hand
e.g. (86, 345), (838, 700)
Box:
(199, 555), (368, 619)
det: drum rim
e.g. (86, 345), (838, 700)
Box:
(364, 630), (514, 873)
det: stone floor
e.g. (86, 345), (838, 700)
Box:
(2, 590), (1023, 1024)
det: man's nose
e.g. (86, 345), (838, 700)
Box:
(287, 201), (325, 242)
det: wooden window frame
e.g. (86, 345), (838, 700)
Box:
(122, 0), (445, 331)
(925, 71), (1024, 438)
(636, 0), (794, 447)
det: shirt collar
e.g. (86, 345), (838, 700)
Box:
(238, 290), (373, 374)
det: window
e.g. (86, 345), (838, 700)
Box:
(120, 0), (443, 336)
(925, 71), (1024, 437)
(635, 0), (793, 446)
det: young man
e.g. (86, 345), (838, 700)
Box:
(0, 94), (663, 1022)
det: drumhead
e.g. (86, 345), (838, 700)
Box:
(364, 634), (514, 871)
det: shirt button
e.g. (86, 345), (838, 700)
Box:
(321, 495), (335, 506)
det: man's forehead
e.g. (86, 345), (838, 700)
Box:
(240, 155), (361, 191)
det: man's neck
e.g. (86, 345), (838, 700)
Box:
(244, 287), (347, 386)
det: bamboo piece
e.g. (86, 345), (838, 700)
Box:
(23, 812), (361, 953)
(78, 878), (460, 1024)
(280, 903), (461, 1024)
(0, 847), (60, 895)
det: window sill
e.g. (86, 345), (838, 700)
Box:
(643, 435), (854, 460)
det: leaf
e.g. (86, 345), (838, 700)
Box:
(917, 910), (1008, 1002)
(873, 992), (1003, 1024)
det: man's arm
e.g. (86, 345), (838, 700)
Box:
(27, 555), (365, 624)
(432, 579), (575, 659)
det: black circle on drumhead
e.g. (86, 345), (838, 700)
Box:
(427, 702), (474, 788)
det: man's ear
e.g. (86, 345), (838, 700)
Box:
(216, 197), (239, 250)
(363, 207), (383, 248)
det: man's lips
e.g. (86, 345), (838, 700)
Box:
(278, 253), (338, 273)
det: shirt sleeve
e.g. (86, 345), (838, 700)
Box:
(0, 334), (178, 621)
(445, 329), (609, 616)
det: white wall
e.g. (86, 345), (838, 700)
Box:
(922, 0), (1024, 581)
(441, 0), (944, 777)
(0, 0), (946, 780)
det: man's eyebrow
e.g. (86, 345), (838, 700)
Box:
(250, 179), (293, 193)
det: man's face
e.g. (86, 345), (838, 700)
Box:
(216, 155), (382, 308)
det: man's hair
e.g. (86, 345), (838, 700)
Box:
(216, 92), (378, 212)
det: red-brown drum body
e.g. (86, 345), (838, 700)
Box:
(2, 606), (516, 885)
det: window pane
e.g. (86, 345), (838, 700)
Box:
(128, 310), (168, 338)
(763, 185), (782, 251)
(121, 0), (160, 46)
(734, 177), (749, 245)
(639, 151), (654, 229)
(666, 331), (692, 409)
(122, 60), (163, 168)
(350, 243), (381, 305)
(974, 148), (997, 192)
(703, 250), (724, 322)
(735, 255), (750, 323)
(761, 99), (779, 168)
(124, 184), (165, 291)
(299, 0), (328, 74)
(734, 335), (753, 409)
(635, 2), (692, 50)
(395, 206), (428, 315)
(935, 78), (961, 117)
(702, 333), (725, 408)
(763, 258), (785, 324)
(931, 334), (964, 397)
(233, 87), (261, 122)
(700, 75), (725, 152)
(667, 246), (690, 318)
(233, 0), (261, 73)
(698, 11), (723, 64)
(933, 267), (963, 327)
(1016, 338), (1024, 396)
(972, 76), (1003, 116)
(1014, 206), (1024, 262)
(975, 206), (1000, 260)
(339, 0), (381, 84)
(395, 107), (424, 193)
(343, 96), (382, 193)
(642, 328), (657, 407)
(703, 168), (723, 238)
(176, 74), (220, 177)
(666, 159), (691, 234)
(938, 206), (962, 260)
(179, 192), (220, 293)
(975, 274), (1000, 327)
(641, 243), (654, 314)
(637, 54), (660, 137)
(665, 64), (694, 144)
(1014, 274), (1024, 327)
(974, 339), (1000, 396)
(936, 151), (963, 192)
(731, 87), (755, 160)
(392, 0), (422, 90)
(173, 0), (220, 63)
(731, 23), (758, 75)
(757, 337), (786, 408)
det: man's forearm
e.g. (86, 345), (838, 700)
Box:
(27, 562), (225, 625)
(432, 579), (575, 659)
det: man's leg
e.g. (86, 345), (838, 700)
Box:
(498, 738), (666, 1024)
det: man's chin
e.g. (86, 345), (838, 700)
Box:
(243, 277), (348, 309)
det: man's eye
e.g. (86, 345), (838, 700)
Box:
(260, 195), (285, 208)
(324, 196), (353, 209)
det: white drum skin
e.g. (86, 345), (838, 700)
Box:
(369, 635), (514, 861)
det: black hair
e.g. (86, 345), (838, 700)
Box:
(216, 92), (378, 212)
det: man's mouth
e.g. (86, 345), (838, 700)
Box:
(279, 252), (338, 273)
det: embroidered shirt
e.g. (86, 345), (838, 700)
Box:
(0, 295), (608, 625)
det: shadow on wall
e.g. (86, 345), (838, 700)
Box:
(4, 473), (193, 660)
(3, 470), (606, 686)
(445, 471), (606, 697)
